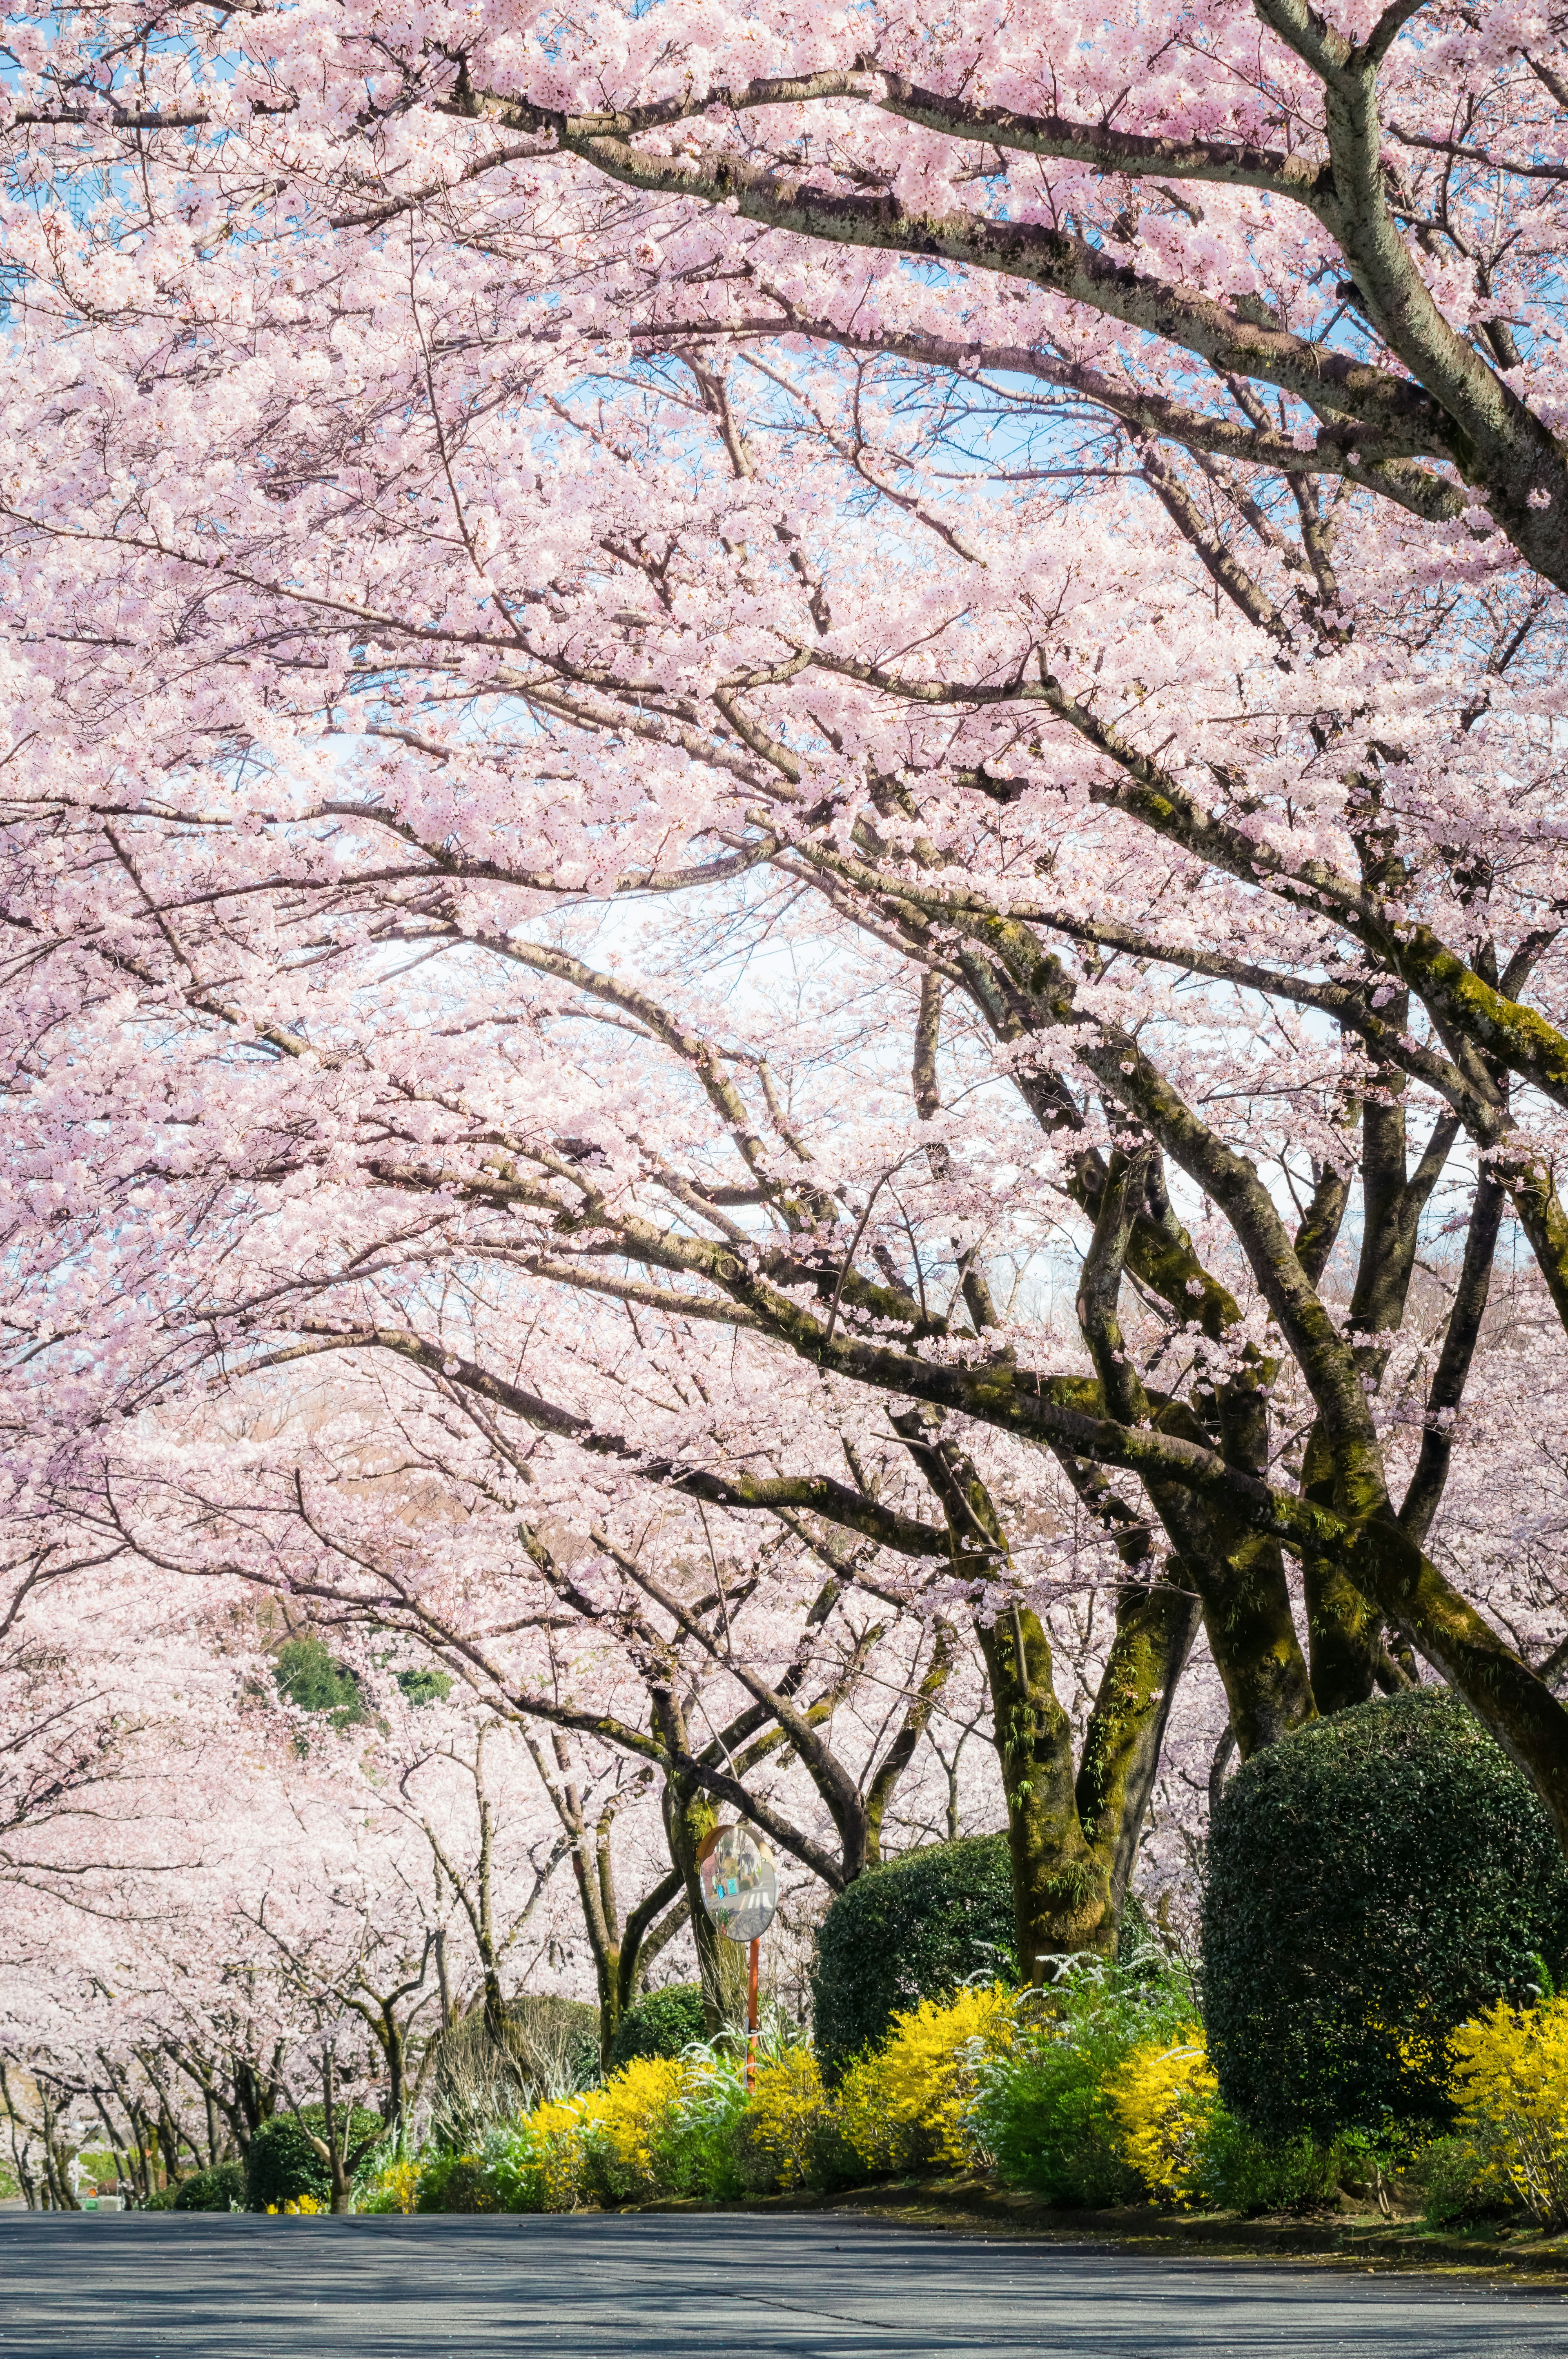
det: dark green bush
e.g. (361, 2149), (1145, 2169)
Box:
(243, 2105), (384, 2210)
(811, 1834), (1015, 2081)
(1203, 1687), (1568, 2141)
(173, 2161), (246, 2212)
(607, 1982), (708, 2070)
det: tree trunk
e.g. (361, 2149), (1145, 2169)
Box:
(662, 1770), (748, 2033)
(977, 1608), (1118, 1974)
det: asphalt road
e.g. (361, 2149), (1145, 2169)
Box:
(1, 2210), (1566, 2357)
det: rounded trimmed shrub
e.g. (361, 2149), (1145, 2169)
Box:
(173, 2161), (246, 2212)
(243, 2105), (384, 2210)
(608, 1982), (708, 2071)
(1203, 1687), (1568, 2140)
(810, 1834), (1014, 2080)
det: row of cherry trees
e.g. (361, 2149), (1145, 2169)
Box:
(0, 1457), (1021, 2205)
(2, 0), (1568, 2031)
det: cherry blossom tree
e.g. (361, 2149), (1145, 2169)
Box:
(0, 1633), (608, 2203)
(8, 0), (1568, 1978)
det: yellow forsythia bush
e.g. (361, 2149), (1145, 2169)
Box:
(737, 2047), (830, 2191)
(526, 2093), (609, 2212)
(837, 1983), (1015, 2174)
(580, 2057), (687, 2203)
(1106, 2029), (1218, 2207)
(363, 2155), (422, 2214)
(1448, 1996), (1568, 2225)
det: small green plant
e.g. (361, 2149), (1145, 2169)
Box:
(648, 2040), (750, 2201)
(971, 1951), (1194, 2207)
(1413, 2135), (1501, 2227)
(1189, 2110), (1371, 2215)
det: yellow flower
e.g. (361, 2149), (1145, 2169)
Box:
(365, 2155), (422, 2214)
(838, 1982), (1015, 2173)
(742, 2048), (829, 2190)
(583, 2055), (687, 2201)
(1105, 2029), (1217, 2206)
(1448, 1995), (1568, 2225)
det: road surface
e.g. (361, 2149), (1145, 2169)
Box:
(1, 2209), (1565, 2355)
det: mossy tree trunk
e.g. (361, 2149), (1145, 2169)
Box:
(892, 1403), (1198, 1973)
(662, 1761), (750, 2034)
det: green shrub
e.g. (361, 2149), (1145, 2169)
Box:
(607, 1982), (708, 2070)
(396, 1666), (453, 1707)
(1192, 2112), (1365, 2215)
(1203, 1688), (1568, 2142)
(273, 1634), (368, 1730)
(811, 1835), (1014, 2080)
(244, 2105), (385, 2210)
(414, 2152), (494, 2213)
(173, 2161), (246, 2212)
(972, 1954), (1194, 2207)
(1413, 2134), (1512, 2228)
(652, 2045), (751, 2201)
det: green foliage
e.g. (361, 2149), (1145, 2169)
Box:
(1413, 2135), (1503, 2227)
(414, 2152), (495, 2213)
(1203, 1689), (1568, 2141)
(243, 2105), (384, 2210)
(811, 1834), (1015, 2080)
(607, 1982), (708, 2070)
(430, 1995), (600, 2149)
(172, 2161), (246, 2212)
(644, 2042), (751, 2202)
(970, 1952), (1195, 2207)
(395, 1666), (453, 1707)
(273, 1634), (368, 1730)
(1190, 2113), (1372, 2215)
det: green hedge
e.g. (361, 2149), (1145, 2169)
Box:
(608, 1982), (708, 2070)
(173, 2161), (246, 2211)
(811, 1834), (1014, 2080)
(1203, 1687), (1568, 2140)
(243, 2105), (384, 2210)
